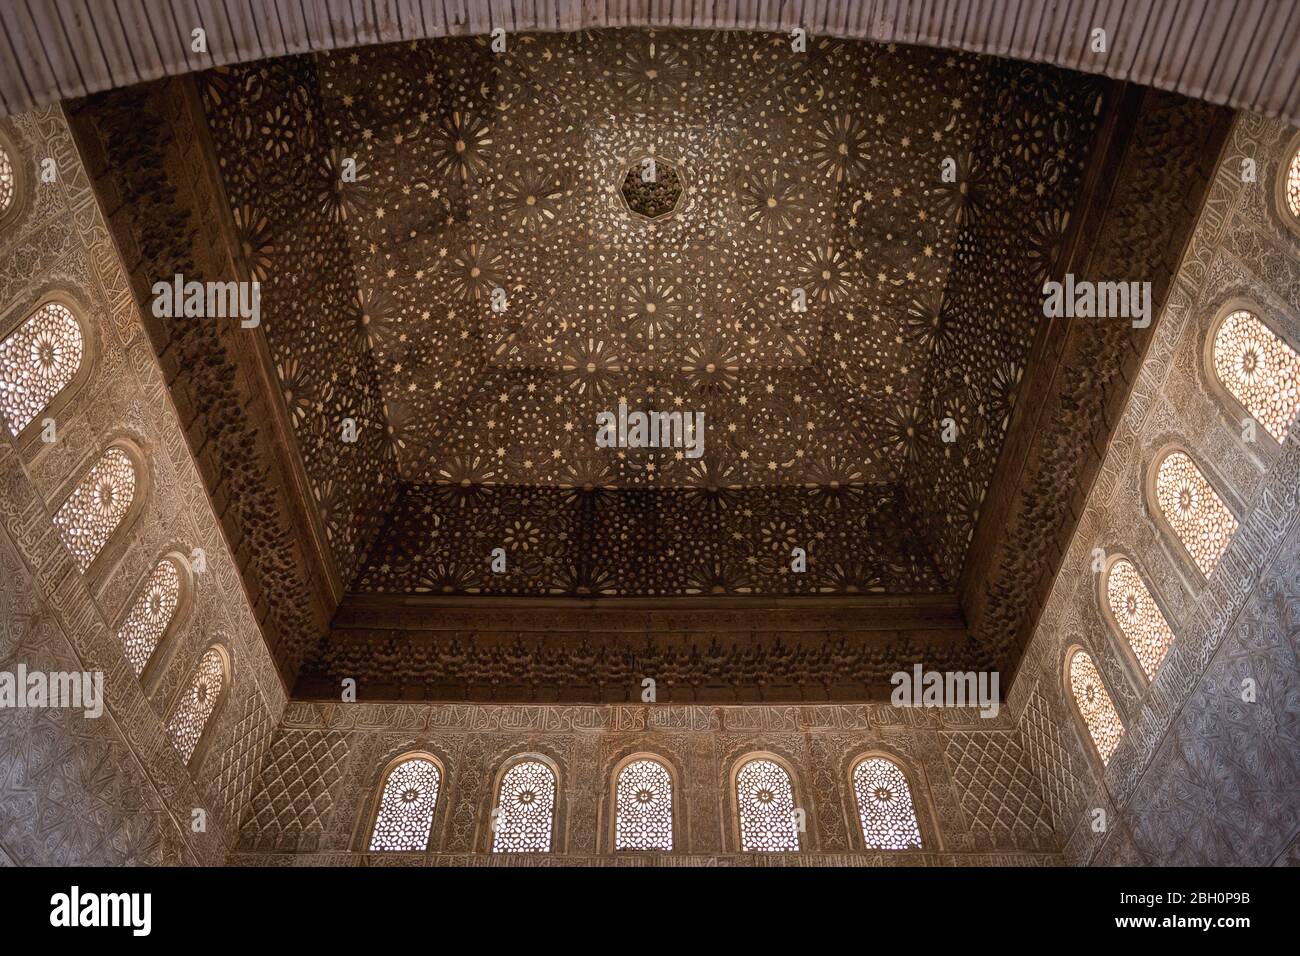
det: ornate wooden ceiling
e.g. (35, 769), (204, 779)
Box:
(196, 31), (1104, 598)
(65, 28), (1232, 701)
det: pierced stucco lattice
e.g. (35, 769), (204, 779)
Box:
(0, 301), (82, 437)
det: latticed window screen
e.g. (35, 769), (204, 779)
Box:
(1287, 146), (1300, 220)
(1105, 558), (1175, 680)
(168, 647), (226, 764)
(369, 756), (441, 851)
(852, 757), (923, 849)
(52, 447), (136, 571)
(0, 302), (83, 436)
(1154, 451), (1237, 576)
(736, 758), (801, 852)
(1212, 309), (1300, 442)
(0, 143), (13, 216)
(1069, 649), (1124, 765)
(614, 758), (673, 851)
(492, 760), (556, 853)
(117, 559), (181, 676)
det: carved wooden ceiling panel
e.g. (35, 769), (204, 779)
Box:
(353, 482), (941, 596)
(197, 30), (1104, 599)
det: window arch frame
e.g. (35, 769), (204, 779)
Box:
(846, 750), (933, 851)
(1273, 128), (1300, 240)
(51, 437), (151, 579)
(0, 125), (30, 233)
(1063, 643), (1126, 771)
(728, 750), (809, 854)
(1201, 296), (1300, 453)
(486, 751), (563, 854)
(114, 549), (195, 694)
(1096, 551), (1178, 687)
(166, 641), (232, 771)
(0, 289), (97, 449)
(361, 749), (447, 853)
(606, 751), (678, 854)
(1145, 443), (1241, 584)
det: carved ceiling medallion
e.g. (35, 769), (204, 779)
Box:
(620, 155), (684, 220)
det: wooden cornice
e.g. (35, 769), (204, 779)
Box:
(62, 79), (338, 686)
(959, 85), (1236, 676)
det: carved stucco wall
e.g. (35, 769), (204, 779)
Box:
(0, 106), (285, 865)
(1009, 111), (1300, 867)
(229, 701), (1062, 865)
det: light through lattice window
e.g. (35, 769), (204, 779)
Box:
(0, 302), (84, 437)
(736, 758), (800, 852)
(1069, 649), (1123, 765)
(615, 758), (673, 851)
(0, 144), (14, 216)
(1286, 146), (1300, 220)
(1212, 309), (1300, 442)
(1154, 451), (1238, 576)
(369, 756), (441, 851)
(168, 646), (226, 764)
(117, 559), (181, 676)
(1105, 558), (1174, 681)
(53, 447), (136, 571)
(492, 760), (556, 853)
(852, 756), (923, 849)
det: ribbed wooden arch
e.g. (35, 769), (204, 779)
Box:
(1, 1), (1296, 122)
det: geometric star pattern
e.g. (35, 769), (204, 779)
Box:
(200, 31), (1104, 597)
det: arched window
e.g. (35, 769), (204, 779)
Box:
(735, 757), (801, 852)
(852, 756), (923, 849)
(1154, 451), (1237, 577)
(53, 446), (137, 571)
(0, 142), (14, 218)
(0, 301), (84, 437)
(1285, 144), (1300, 221)
(614, 758), (673, 851)
(168, 645), (229, 765)
(368, 755), (441, 851)
(1212, 309), (1300, 443)
(117, 558), (182, 676)
(1068, 649), (1124, 765)
(492, 759), (556, 853)
(1104, 557), (1175, 681)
